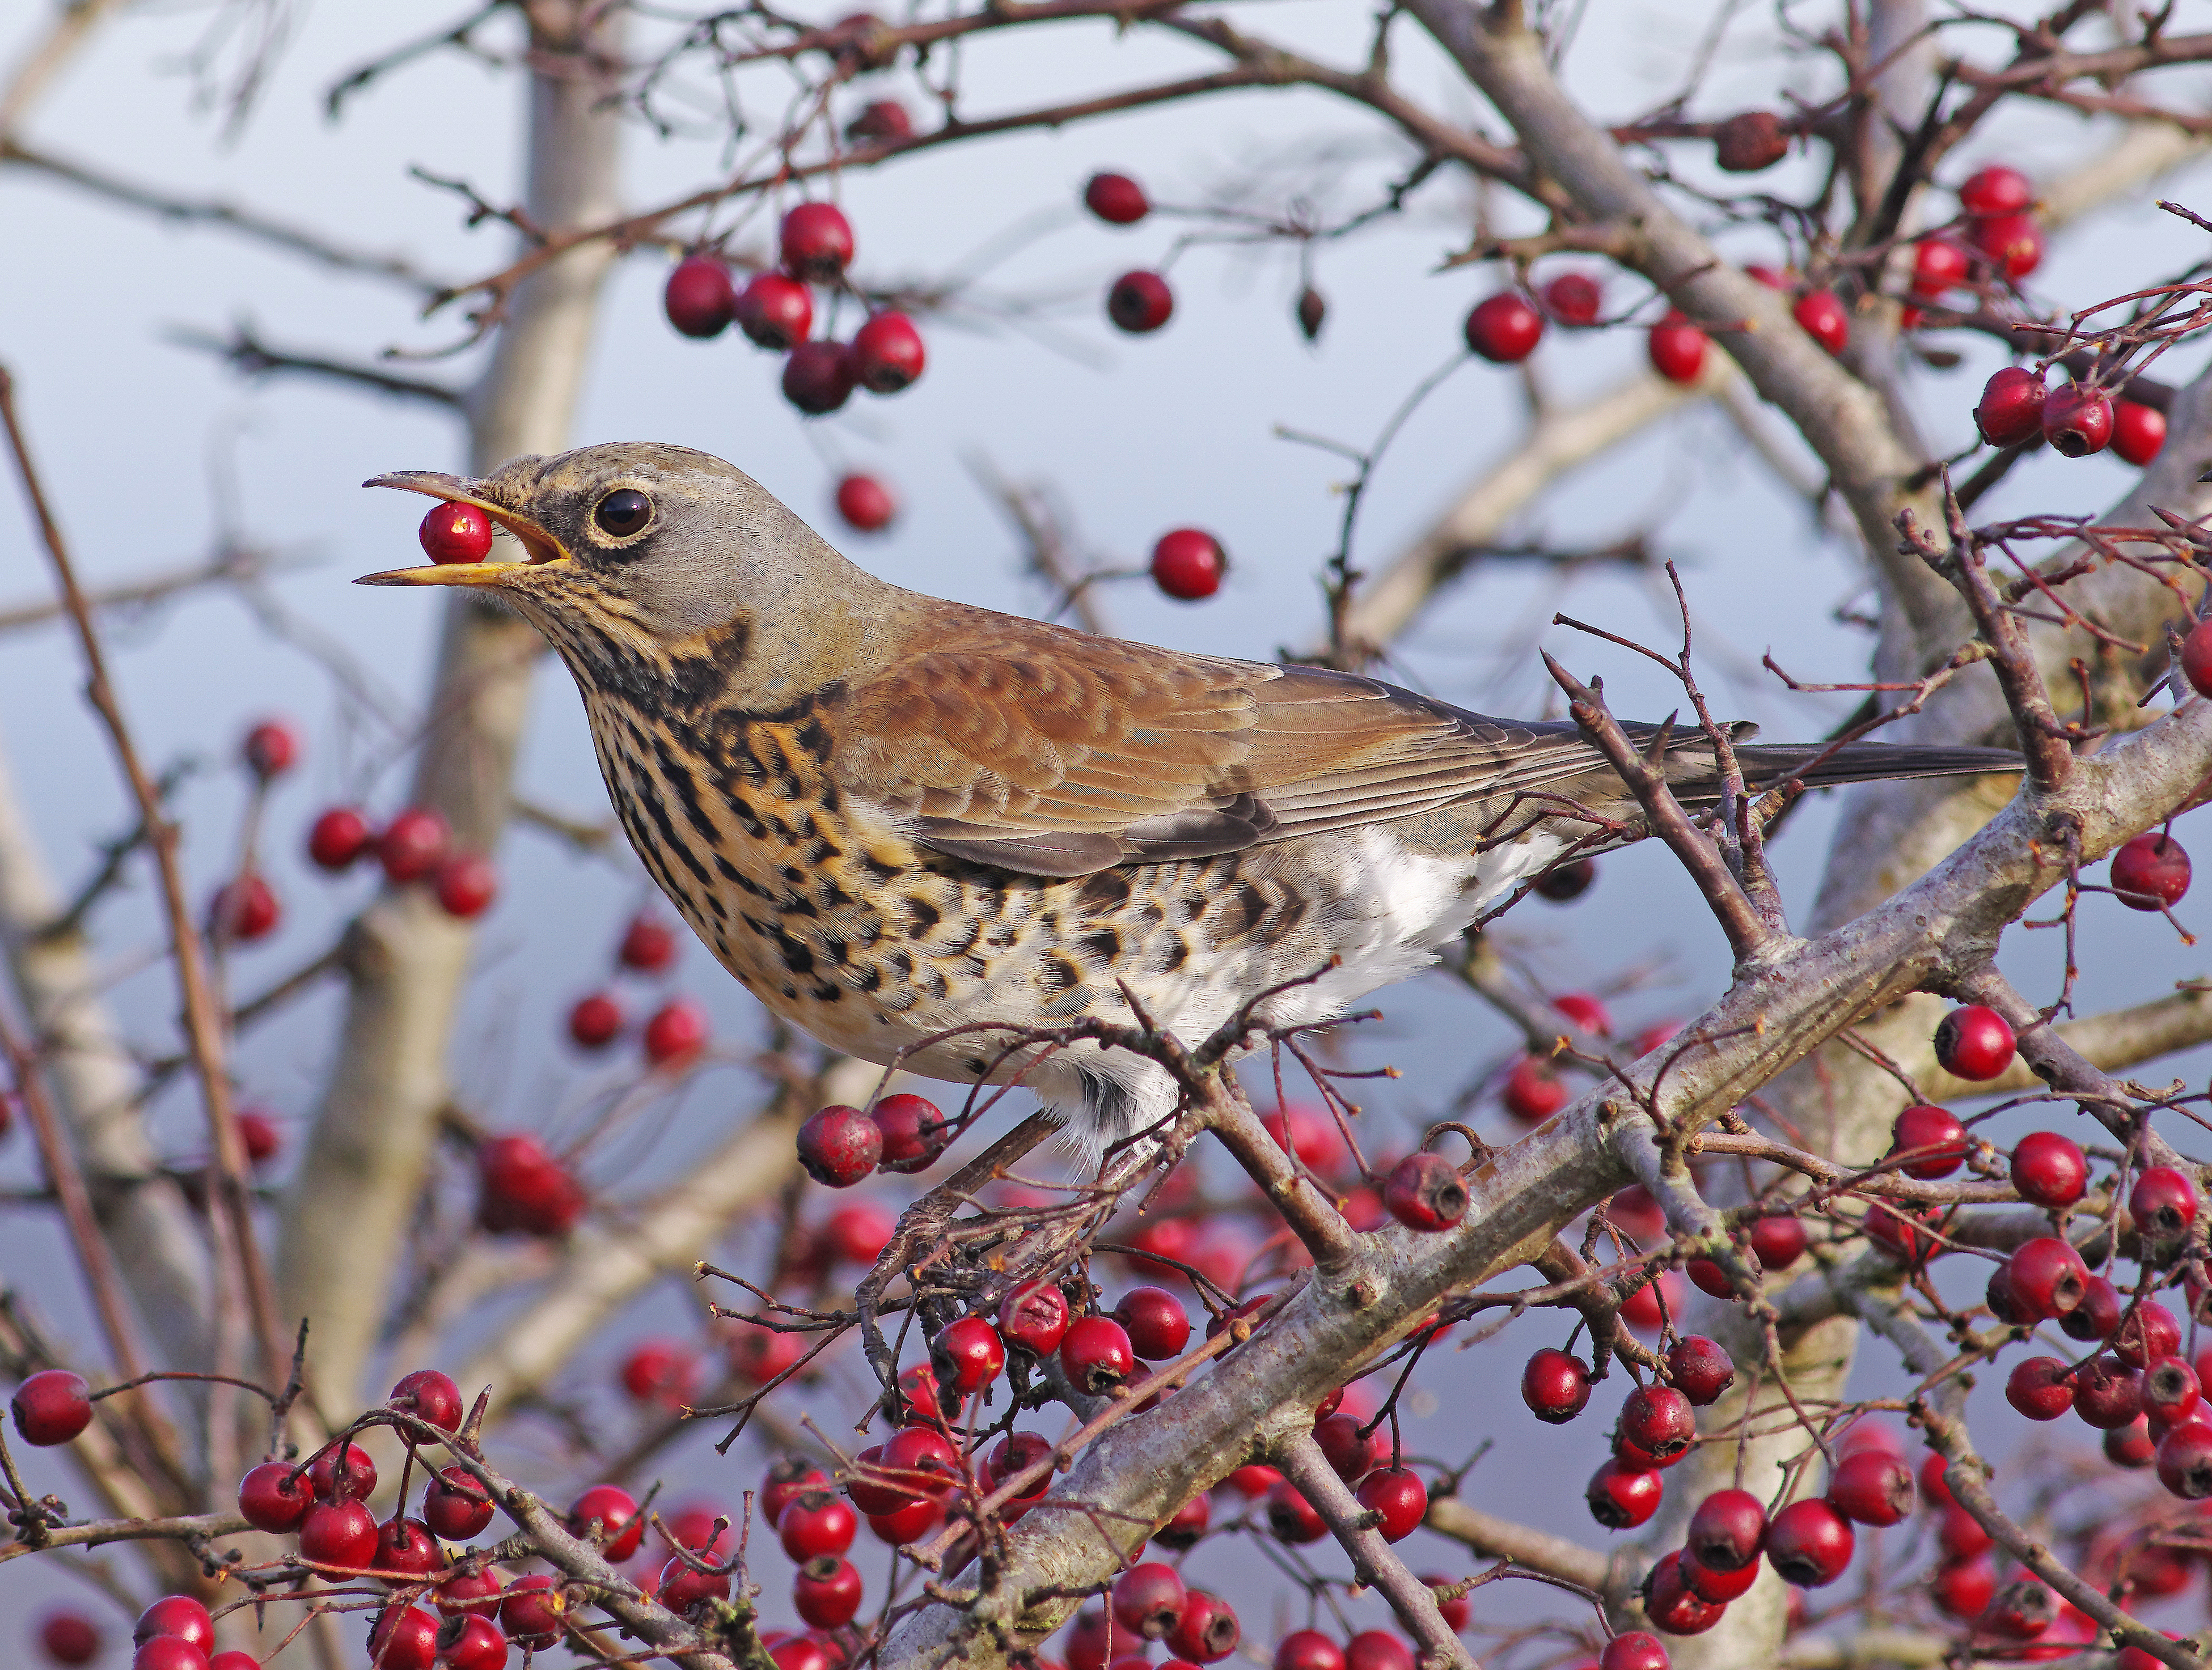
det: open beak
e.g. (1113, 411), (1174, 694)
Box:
(353, 469), (573, 588)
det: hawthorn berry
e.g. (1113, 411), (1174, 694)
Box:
(1314, 1412), (1377, 1481)
(1542, 272), (1602, 325)
(1000, 1279), (1072, 1357)
(820, 1201), (894, 1265)
(2007, 1237), (2088, 1319)
(1464, 293), (1544, 363)
(498, 1575), (562, 1650)
(618, 1340), (696, 1407)
(735, 273), (813, 350)
(1153, 1490), (1210, 1550)
(2182, 618), (2212, 699)
(2132, 1165), (2199, 1244)
(1382, 1151), (1467, 1231)
(780, 202), (855, 282)
(930, 1315), (1006, 1392)
(130, 1642), (208, 1670)
(642, 997), (709, 1066)
(1111, 1562), (1187, 1639)
(236, 1108), (280, 1165)
(12, 1370), (92, 1446)
(1114, 1286), (1191, 1359)
(1264, 1478), (1327, 1544)
(435, 1614), (506, 1670)
(2107, 1416), (2158, 1469)
(1296, 286), (1327, 340)
(2156, 1418), (2212, 1497)
(2113, 399), (2167, 466)
(1084, 172), (1150, 224)
(835, 472), (896, 533)
(1621, 1384), (1696, 1462)
(1746, 1214), (1808, 1271)
(391, 1367), (462, 1431)
(1345, 1633), (1414, 1670)
(1889, 1104), (1967, 1179)
(1647, 313), (1708, 384)
(2009, 1130), (2087, 1209)
(424, 1465), (496, 1540)
(1585, 1458), (1663, 1528)
(1354, 1466), (1427, 1541)
(2005, 1356), (2073, 1421)
(208, 874), (279, 942)
(1419, 1572), (1471, 1631)
(846, 99), (912, 142)
(434, 1566), (502, 1619)
(797, 1104), (883, 1187)
(420, 502), (493, 565)
(1667, 1336), (1736, 1406)
(432, 852), (496, 919)
(664, 257), (735, 338)
(1975, 367), (2048, 448)
(1273, 1631), (1344, 1670)
(2073, 1359), (2143, 1429)
(771, 1639), (836, 1670)
(874, 1092), (949, 1172)
(299, 1499), (378, 1569)
(1685, 1258), (1732, 1299)
(793, 1555), (864, 1627)
(2042, 383), (2113, 457)
(237, 1459), (312, 1532)
(372, 1515), (446, 1586)
(658, 1555), (731, 1615)
(1972, 212), (2044, 279)
(1107, 271), (1174, 334)
(1534, 855), (1596, 900)
(987, 1430), (1055, 1503)
(1061, 1315), (1137, 1395)
(566, 991), (622, 1048)
(867, 1495), (944, 1545)
(1910, 237), (1971, 298)
(1687, 1488), (1766, 1571)
(307, 806), (374, 870)
(567, 1483), (643, 1561)
(1715, 108), (1788, 171)
(2144, 1356), (2201, 1425)
(1827, 1449), (1914, 1525)
(134, 1597), (214, 1657)
(1792, 289), (1848, 354)
(379, 807), (449, 884)
(2112, 832), (2190, 910)
(783, 341), (857, 414)
(1981, 1578), (2056, 1642)
(894, 1360), (945, 1422)
(1930, 1553), (1996, 1619)
(1934, 1006), (2013, 1080)
(851, 311), (925, 393)
(1641, 1552), (1724, 1635)
(476, 1133), (585, 1236)
(1765, 1498), (1854, 1586)
(1502, 1055), (1568, 1122)
(1150, 528), (1227, 601)
(1520, 1347), (1590, 1423)
(1678, 1544), (1759, 1603)
(1598, 1634), (1670, 1670)
(1959, 164), (2032, 218)
(1168, 1590), (1240, 1662)
(40, 1612), (103, 1667)
(2113, 1300), (2180, 1368)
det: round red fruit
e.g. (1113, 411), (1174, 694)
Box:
(1000, 1280), (1072, 1357)
(2116, 1300), (2181, 1368)
(2005, 1356), (2073, 1421)
(425, 1465), (496, 1540)
(1667, 1336), (1736, 1406)
(846, 99), (912, 143)
(1715, 109), (1788, 172)
(2042, 383), (2113, 457)
(1153, 1490), (1209, 1550)
(1112, 1561), (1187, 1638)
(1542, 272), (1602, 326)
(1107, 271), (1173, 334)
(566, 1483), (642, 1562)
(1061, 1315), (1137, 1395)
(12, 1369), (91, 1446)
(420, 502), (493, 565)
(1464, 293), (1544, 363)
(1972, 212), (2043, 279)
(1114, 1286), (1191, 1359)
(299, 1499), (378, 1569)
(1889, 1104), (1966, 1179)
(851, 311), (925, 394)
(2010, 1130), (2086, 1207)
(432, 853), (496, 920)
(498, 1574), (562, 1650)
(735, 273), (813, 350)
(238, 1459), (312, 1532)
(208, 874), (279, 942)
(476, 1133), (585, 1236)
(1687, 1487), (1766, 1572)
(372, 1515), (446, 1586)
(797, 1104), (883, 1188)
(780, 202), (855, 282)
(1642, 1552), (1723, 1636)
(780, 1490), (857, 1561)
(2112, 832), (2190, 910)
(642, 997), (709, 1066)
(1502, 1055), (1568, 1122)
(1975, 367), (2048, 448)
(307, 806), (373, 870)
(1535, 856), (1596, 900)
(1521, 1347), (1591, 1423)
(1586, 1458), (1663, 1528)
(1599, 1633), (1670, 1670)
(1383, 1151), (1467, 1231)
(2131, 1164), (2198, 1243)
(822, 1201), (893, 1265)
(1648, 313), (1708, 384)
(835, 472), (896, 533)
(1934, 1006), (2013, 1080)
(1621, 1384), (1695, 1462)
(1355, 1466), (1427, 1541)
(1169, 1590), (1239, 1661)
(795, 1555), (864, 1628)
(874, 1092), (949, 1172)
(1747, 1215), (1808, 1271)
(783, 341), (856, 415)
(618, 1340), (696, 1408)
(2072, 1358), (2142, 1429)
(566, 991), (622, 1048)
(391, 1367), (462, 1431)
(1274, 1631), (1344, 1670)
(1792, 289), (1847, 354)
(1910, 237), (1971, 298)
(931, 1315), (1006, 1392)
(1828, 1449), (1914, 1525)
(2006, 1237), (2088, 1319)
(1084, 172), (1149, 224)
(134, 1597), (213, 1656)
(379, 806), (449, 884)
(1346, 1633), (1414, 1670)
(243, 718), (298, 779)
(40, 1612), (103, 1667)
(1960, 164), (2033, 218)
(1149, 527), (1227, 601)
(664, 257), (735, 338)
(2114, 399), (2167, 467)
(1765, 1498), (1854, 1586)
(1265, 1478), (1327, 1544)
(2156, 1417), (2212, 1497)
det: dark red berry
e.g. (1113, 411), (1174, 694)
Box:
(1295, 287), (1326, 340)
(1084, 172), (1150, 224)
(873, 1092), (949, 1172)
(1542, 272), (1602, 326)
(1648, 313), (1708, 384)
(419, 502), (493, 565)
(208, 874), (280, 942)
(2007, 1237), (2088, 1319)
(1747, 1215), (1808, 1271)
(642, 997), (708, 1066)
(372, 1515), (446, 1586)
(434, 1566), (502, 1619)
(1792, 289), (1848, 354)
(1931, 1553), (1995, 1619)
(2042, 384), (2113, 457)
(1273, 1631), (1343, 1670)
(1642, 1552), (1724, 1635)
(1114, 1286), (1191, 1359)
(930, 1316), (1006, 1392)
(1382, 1151), (1467, 1231)
(2114, 1300), (2181, 1368)
(238, 1460), (313, 1532)
(1679, 1544), (1758, 1603)
(1975, 367), (2047, 448)
(780, 202), (855, 282)
(12, 1370), (91, 1446)
(1000, 1280), (1072, 1357)
(2073, 1359), (2143, 1429)
(2056, 1269), (2116, 1335)
(308, 1440), (377, 1503)
(618, 1340), (696, 1408)
(1061, 1316), (1137, 1395)
(797, 1104), (883, 1187)
(2145, 1356), (2201, 1425)
(2114, 399), (2167, 466)
(658, 1554), (730, 1615)
(1934, 1006), (2013, 1080)
(2010, 1130), (2087, 1207)
(379, 807), (449, 884)
(794, 1555), (864, 1628)
(2112, 833), (2190, 910)
(1828, 1449), (1914, 1525)
(1107, 271), (1173, 334)
(2156, 1418), (2212, 1497)
(735, 273), (813, 350)
(846, 99), (912, 143)
(1621, 1384), (1696, 1463)
(307, 806), (373, 870)
(1685, 1257), (1732, 1299)
(1585, 1458), (1663, 1528)
(299, 1499), (378, 1569)
(1502, 1055), (1568, 1121)
(567, 1483), (644, 1561)
(1111, 1561), (1187, 1639)
(1687, 1487), (1765, 1572)
(133, 1639), (207, 1670)
(1890, 1104), (1967, 1179)
(762, 1457), (832, 1528)
(391, 1367), (462, 1431)
(1265, 1478), (1326, 1544)
(243, 719), (298, 779)
(1715, 109), (1788, 171)
(1314, 1413), (1378, 1482)
(2183, 618), (2212, 698)
(848, 311), (925, 394)
(40, 1612), (103, 1667)
(1464, 293), (1544, 363)
(2006, 1356), (2073, 1421)
(1667, 1336), (1736, 1406)
(476, 1133), (585, 1236)
(424, 1465), (496, 1540)
(1168, 1590), (1238, 1662)
(664, 257), (735, 338)
(567, 991), (621, 1048)
(1149, 528), (1227, 601)
(783, 341), (857, 414)
(1520, 1347), (1589, 1423)
(1980, 1578), (2056, 1642)
(1534, 856), (1596, 900)
(2106, 1415), (2158, 1469)
(2131, 1165), (2198, 1244)
(1153, 1490), (1209, 1551)
(1355, 1467), (1427, 1542)
(835, 472), (896, 533)
(1765, 1498), (1854, 1586)
(134, 1597), (213, 1656)
(498, 1574), (562, 1650)
(236, 1108), (280, 1165)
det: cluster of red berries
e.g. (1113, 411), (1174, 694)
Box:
(74, 1595), (264, 1670)
(302, 794), (498, 922)
(1081, 172), (1178, 336)
(794, 1092), (955, 1185)
(562, 909), (713, 1067)
(1973, 363), (2164, 464)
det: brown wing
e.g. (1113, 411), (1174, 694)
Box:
(830, 613), (1632, 876)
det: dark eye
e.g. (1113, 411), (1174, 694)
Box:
(594, 489), (652, 538)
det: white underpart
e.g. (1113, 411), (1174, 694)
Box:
(1039, 826), (1574, 1157)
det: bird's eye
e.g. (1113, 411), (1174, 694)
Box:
(594, 489), (652, 539)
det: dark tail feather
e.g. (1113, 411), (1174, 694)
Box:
(1733, 739), (2023, 790)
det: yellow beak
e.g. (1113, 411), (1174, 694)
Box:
(353, 470), (573, 588)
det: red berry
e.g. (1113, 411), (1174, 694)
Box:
(1502, 1055), (1568, 1122)
(1313, 1412), (1377, 1482)
(1114, 1286), (1191, 1359)
(2107, 1415), (2158, 1468)
(2156, 1417), (2212, 1497)
(208, 874), (280, 942)
(1149, 528), (1226, 601)
(40, 1612), (103, 1667)
(1346, 1633), (1412, 1670)
(1168, 1590), (1238, 1662)
(1264, 1478), (1327, 1543)
(1599, 1633), (1670, 1670)
(566, 991), (622, 1048)
(134, 1597), (213, 1656)
(1685, 1258), (1732, 1299)
(618, 912), (676, 972)
(1980, 1578), (2055, 1642)
(735, 273), (814, 350)
(391, 1367), (462, 1431)
(1976, 367), (2048, 447)
(1621, 1384), (1695, 1462)
(1931, 1553), (1996, 1618)
(1667, 1336), (1736, 1406)
(2145, 1355), (2201, 1425)
(822, 1202), (894, 1265)
(1552, 990), (1610, 1033)
(1619, 1270), (1685, 1333)
(866, 1495), (942, 1545)
(2073, 1359), (2143, 1429)
(424, 1465), (496, 1540)
(238, 1459), (312, 1532)
(1687, 1487), (1766, 1572)
(783, 341), (857, 414)
(873, 1092), (949, 1172)
(797, 1104), (883, 1187)
(1061, 1315), (1137, 1395)
(434, 1566), (502, 1619)
(931, 1315), (1006, 1392)
(1679, 1544), (1759, 1603)
(780, 1489), (857, 1561)
(1647, 313), (1708, 384)
(2114, 399), (2167, 466)
(894, 1361), (944, 1422)
(2115, 1300), (2181, 1367)
(432, 852), (497, 919)
(1747, 1215), (1808, 1271)
(498, 1574), (562, 1650)
(231, 1108), (279, 1166)
(2010, 1130), (2087, 1207)
(1960, 164), (2033, 218)
(664, 257), (735, 338)
(835, 472), (896, 533)
(299, 1498), (378, 1569)
(642, 997), (709, 1066)
(1972, 211), (2043, 279)
(1107, 270), (1174, 334)
(1417, 1572), (1470, 1631)
(1464, 293), (1544, 363)
(2112, 833), (2190, 910)
(1542, 272), (1602, 326)
(618, 1340), (696, 1407)
(986, 1430), (1054, 1503)
(307, 806), (373, 870)
(242, 719), (298, 779)
(1910, 237), (1971, 298)
(1934, 1006), (2013, 1080)
(1382, 1151), (1467, 1232)
(434, 1614), (506, 1670)
(846, 99), (912, 143)
(131, 1643), (208, 1670)
(2042, 383), (2113, 457)
(658, 1554), (731, 1614)
(566, 1483), (643, 1561)
(2183, 618), (2212, 698)
(1111, 1561), (1187, 1638)
(793, 1554), (863, 1627)
(1084, 172), (1150, 224)
(419, 502), (493, 565)
(1828, 1449), (1914, 1525)
(12, 1369), (92, 1446)
(379, 807), (449, 884)
(476, 1133), (585, 1236)
(1585, 1458), (1663, 1528)
(1641, 1552), (1724, 1635)
(307, 1440), (377, 1503)
(1765, 1498), (1854, 1586)
(2006, 1355), (2073, 1420)
(1152, 1490), (1209, 1550)
(2006, 1237), (2088, 1319)
(373, 1515), (446, 1586)
(1355, 1467), (1426, 1541)
(1521, 1347), (1591, 1423)
(850, 312), (924, 394)
(1792, 289), (1848, 354)
(1273, 1631), (1343, 1670)
(780, 202), (854, 282)
(1000, 1280), (1072, 1357)
(1534, 857), (1597, 901)
(2132, 1164), (2198, 1245)
(771, 1640), (835, 1670)
(727, 1323), (806, 1386)
(1889, 1104), (1966, 1179)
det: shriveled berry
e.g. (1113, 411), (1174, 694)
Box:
(1383, 1151), (1467, 1231)
(1534, 856), (1596, 899)
(1715, 109), (1788, 171)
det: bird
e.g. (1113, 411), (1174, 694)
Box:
(358, 442), (2018, 1150)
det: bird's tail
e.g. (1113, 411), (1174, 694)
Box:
(1731, 737), (2022, 790)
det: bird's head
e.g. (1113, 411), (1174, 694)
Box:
(357, 440), (884, 703)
